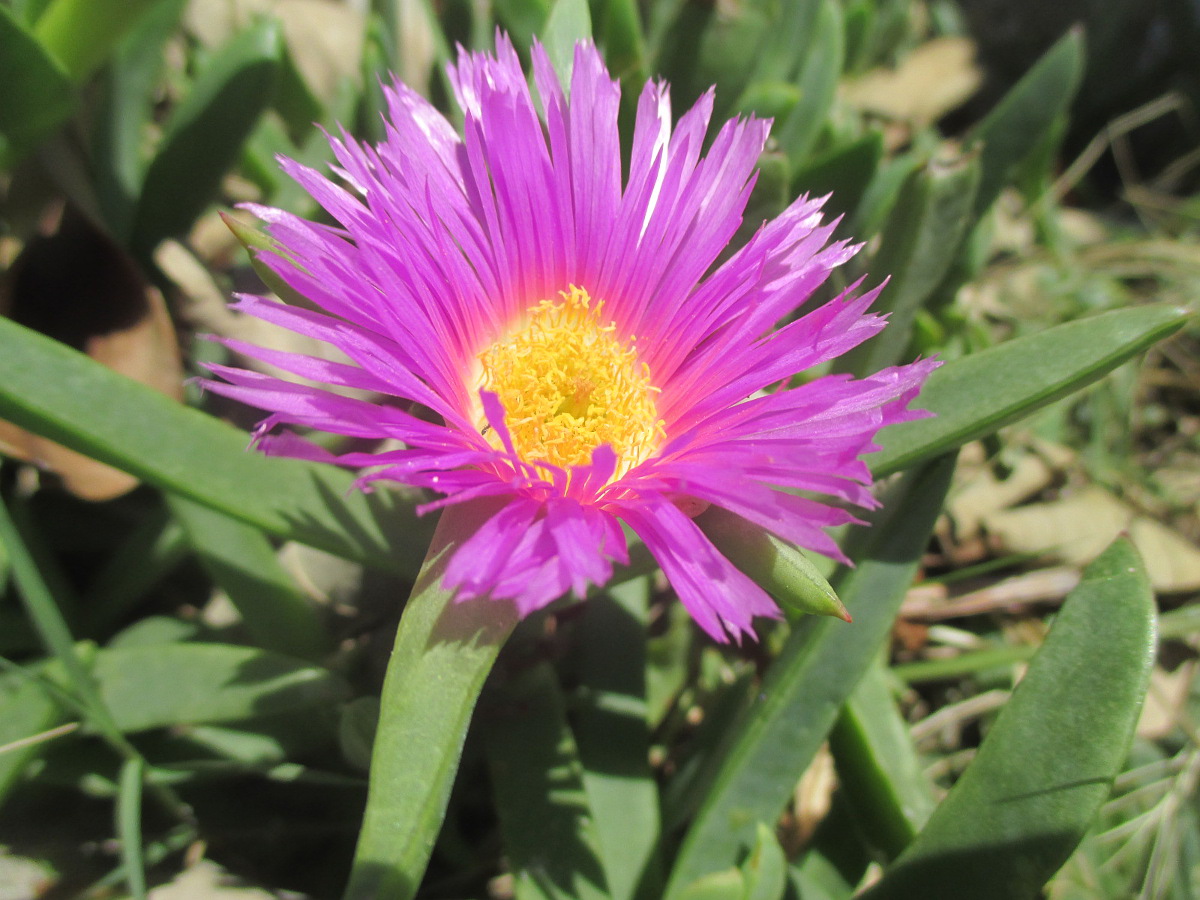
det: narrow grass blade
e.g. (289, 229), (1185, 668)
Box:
(117, 757), (147, 900)
(859, 538), (1156, 900)
(664, 455), (956, 896)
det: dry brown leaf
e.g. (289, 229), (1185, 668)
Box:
(840, 36), (983, 125)
(0, 211), (183, 500)
(149, 859), (277, 899)
(984, 485), (1132, 567)
(1137, 661), (1195, 740)
(186, 0), (363, 101)
(1129, 517), (1200, 593)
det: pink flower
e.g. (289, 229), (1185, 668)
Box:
(202, 37), (937, 642)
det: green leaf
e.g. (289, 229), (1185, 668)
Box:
(595, 0), (646, 81)
(792, 132), (884, 225)
(542, 0), (592, 90)
(0, 4), (74, 162)
(495, 0), (551, 57)
(574, 580), (664, 900)
(484, 662), (610, 900)
(773, 0), (843, 166)
(0, 669), (69, 809)
(967, 29), (1084, 218)
(89, 643), (349, 732)
(839, 149), (981, 375)
(677, 869), (745, 900)
(168, 496), (329, 660)
(32, 0), (163, 83)
(663, 455), (956, 896)
(696, 506), (848, 622)
(859, 538), (1156, 900)
(742, 823), (787, 900)
(91, 0), (189, 240)
(344, 502), (519, 900)
(870, 304), (1190, 478)
(131, 19), (282, 257)
(830, 658), (935, 858)
(0, 315), (433, 574)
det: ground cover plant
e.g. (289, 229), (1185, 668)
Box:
(0, 0), (1197, 897)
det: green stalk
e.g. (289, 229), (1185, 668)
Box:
(0, 493), (193, 824)
(343, 502), (518, 900)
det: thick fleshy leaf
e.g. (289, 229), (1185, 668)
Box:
(839, 149), (981, 375)
(829, 658), (935, 858)
(967, 28), (1084, 218)
(870, 304), (1190, 478)
(574, 580), (664, 900)
(91, 0), (189, 239)
(0, 670), (69, 810)
(88, 643), (350, 733)
(742, 823), (788, 900)
(131, 19), (282, 256)
(542, 0), (592, 89)
(0, 4), (74, 162)
(484, 662), (610, 900)
(344, 503), (519, 900)
(0, 315), (432, 574)
(663, 455), (957, 896)
(696, 506), (848, 622)
(772, 0), (843, 165)
(859, 538), (1155, 900)
(168, 496), (329, 660)
(32, 0), (163, 82)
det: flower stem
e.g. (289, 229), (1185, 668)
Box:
(343, 501), (518, 900)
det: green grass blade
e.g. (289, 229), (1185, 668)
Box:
(0, 494), (112, 734)
(663, 455), (956, 896)
(870, 304), (1190, 478)
(0, 315), (432, 574)
(117, 757), (147, 900)
(859, 538), (1156, 900)
(0, 669), (70, 810)
(485, 661), (611, 900)
(168, 496), (329, 660)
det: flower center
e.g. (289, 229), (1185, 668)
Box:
(477, 286), (665, 477)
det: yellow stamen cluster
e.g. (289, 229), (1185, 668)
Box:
(477, 286), (665, 478)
